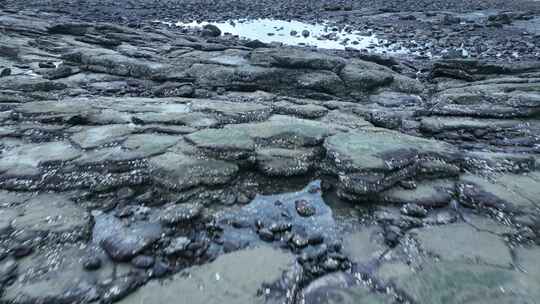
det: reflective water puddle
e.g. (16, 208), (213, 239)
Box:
(172, 19), (412, 55)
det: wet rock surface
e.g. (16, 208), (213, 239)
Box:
(4, 0), (540, 60)
(0, 7), (539, 304)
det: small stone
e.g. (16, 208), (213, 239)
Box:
(269, 222), (292, 233)
(236, 193), (251, 204)
(100, 223), (161, 262)
(396, 215), (423, 229)
(165, 237), (191, 256)
(42, 65), (77, 80)
(303, 244), (328, 261)
(0, 259), (17, 284)
(135, 191), (153, 204)
(383, 225), (401, 247)
(132, 255), (155, 269)
(302, 30), (310, 37)
(221, 193), (236, 206)
(295, 199), (316, 217)
(202, 24), (221, 37)
(0, 247), (7, 261)
(307, 184), (321, 194)
(258, 228), (274, 242)
(290, 233), (309, 248)
(102, 275), (144, 303)
(38, 61), (55, 68)
(322, 257), (340, 271)
(516, 227), (536, 241)
(424, 211), (458, 225)
(115, 206), (134, 218)
(290, 30), (298, 36)
(117, 187), (135, 200)
(231, 219), (251, 229)
(244, 39), (267, 48)
(0, 68), (11, 77)
(160, 203), (202, 225)
(150, 260), (171, 278)
(308, 233), (324, 245)
(223, 239), (246, 253)
(513, 214), (539, 229)
(11, 244), (33, 259)
(82, 255), (102, 271)
(133, 206), (152, 220)
(400, 203), (428, 218)
(398, 180), (417, 190)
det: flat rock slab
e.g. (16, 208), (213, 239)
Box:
(380, 179), (455, 207)
(394, 261), (540, 304)
(0, 141), (81, 176)
(302, 272), (393, 304)
(149, 152), (238, 191)
(459, 173), (539, 212)
(117, 246), (294, 304)
(255, 147), (319, 177)
(70, 124), (137, 149)
(189, 99), (271, 124)
(515, 246), (540, 284)
(324, 127), (459, 197)
(3, 243), (136, 304)
(186, 115), (335, 158)
(325, 127), (456, 173)
(93, 212), (162, 262)
(411, 223), (512, 267)
(430, 84), (540, 118)
(10, 194), (90, 240)
(4, 246), (98, 304)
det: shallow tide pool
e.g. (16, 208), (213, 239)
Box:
(172, 19), (411, 54)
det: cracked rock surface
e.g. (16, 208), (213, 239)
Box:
(0, 8), (539, 304)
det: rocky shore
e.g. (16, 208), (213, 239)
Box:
(0, 7), (539, 304)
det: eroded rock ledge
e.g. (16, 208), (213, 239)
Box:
(0, 10), (539, 304)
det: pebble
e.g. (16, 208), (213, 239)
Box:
(290, 233), (309, 248)
(150, 260), (171, 278)
(400, 203), (428, 218)
(202, 24), (221, 37)
(82, 255), (102, 271)
(38, 62), (56, 68)
(236, 193), (251, 204)
(160, 203), (202, 225)
(322, 257), (340, 271)
(383, 225), (401, 247)
(295, 199), (316, 217)
(0, 68), (11, 77)
(0, 259), (17, 284)
(165, 237), (191, 256)
(131, 255), (155, 269)
(258, 228), (274, 242)
(11, 244), (33, 259)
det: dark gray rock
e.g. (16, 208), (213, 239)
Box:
(82, 255), (102, 271)
(202, 24), (221, 37)
(94, 213), (162, 262)
(295, 199), (316, 217)
(159, 203), (202, 226)
(0, 67), (11, 77)
(400, 203), (428, 218)
(165, 237), (191, 256)
(131, 255), (155, 269)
